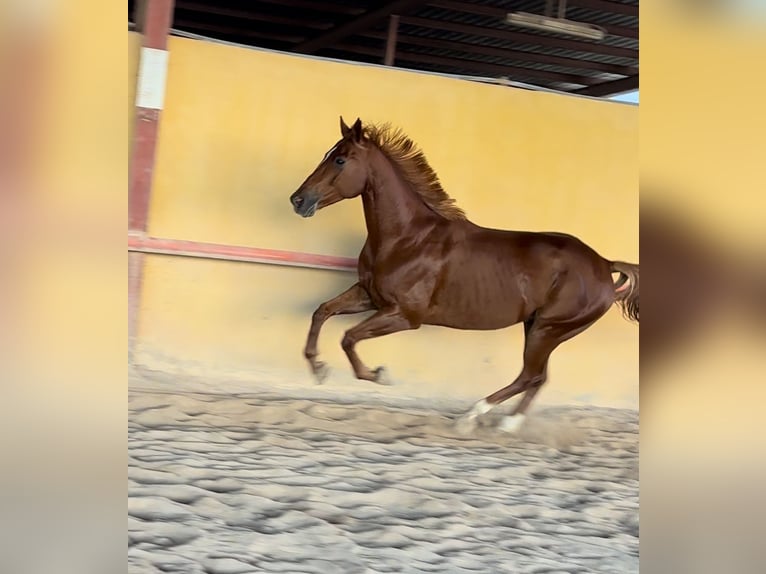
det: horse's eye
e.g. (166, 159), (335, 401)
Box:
(335, 157), (346, 166)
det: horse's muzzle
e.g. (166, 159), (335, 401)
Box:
(290, 191), (319, 218)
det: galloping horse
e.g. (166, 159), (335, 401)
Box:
(289, 118), (638, 434)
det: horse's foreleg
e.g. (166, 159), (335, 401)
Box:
(304, 283), (374, 383)
(341, 307), (414, 385)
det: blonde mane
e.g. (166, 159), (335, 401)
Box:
(363, 123), (466, 221)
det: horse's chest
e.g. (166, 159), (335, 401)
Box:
(358, 251), (423, 308)
(358, 264), (399, 307)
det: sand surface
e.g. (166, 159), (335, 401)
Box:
(129, 375), (638, 574)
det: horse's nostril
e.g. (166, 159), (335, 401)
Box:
(293, 196), (304, 208)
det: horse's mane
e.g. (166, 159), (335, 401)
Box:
(363, 123), (466, 221)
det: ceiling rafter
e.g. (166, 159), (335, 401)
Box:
(401, 16), (637, 59)
(359, 29), (637, 75)
(129, 0), (639, 97)
(427, 0), (638, 39)
(294, 0), (431, 54)
(176, 1), (333, 31)
(574, 74), (638, 96)
(173, 19), (306, 44)
(571, 0), (638, 17)
(254, 0), (365, 16)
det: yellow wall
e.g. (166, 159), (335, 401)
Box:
(129, 32), (638, 409)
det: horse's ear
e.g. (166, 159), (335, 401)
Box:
(340, 116), (351, 138)
(351, 118), (363, 142)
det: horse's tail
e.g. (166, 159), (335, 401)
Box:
(611, 261), (639, 323)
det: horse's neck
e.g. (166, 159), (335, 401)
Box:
(361, 149), (434, 248)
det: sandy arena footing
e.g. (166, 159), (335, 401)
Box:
(129, 383), (638, 574)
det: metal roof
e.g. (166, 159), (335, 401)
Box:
(129, 0), (638, 97)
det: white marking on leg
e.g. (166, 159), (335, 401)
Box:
(499, 414), (526, 434)
(454, 399), (494, 435)
(468, 399), (493, 418)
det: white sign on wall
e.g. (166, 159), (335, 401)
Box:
(136, 47), (169, 110)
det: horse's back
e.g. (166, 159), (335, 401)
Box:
(469, 225), (610, 275)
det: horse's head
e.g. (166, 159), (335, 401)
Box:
(290, 117), (370, 218)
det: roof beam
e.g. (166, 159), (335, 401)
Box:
(384, 15), (400, 66)
(360, 30), (637, 75)
(175, 1), (333, 30)
(294, 0), (430, 54)
(402, 15), (637, 59)
(573, 74), (638, 96)
(571, 0), (638, 17)
(173, 19), (306, 44)
(334, 43), (594, 86)
(253, 0), (365, 16)
(428, 0), (637, 39)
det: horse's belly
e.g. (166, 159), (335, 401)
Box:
(424, 264), (529, 329)
(425, 313), (520, 330)
(424, 293), (525, 330)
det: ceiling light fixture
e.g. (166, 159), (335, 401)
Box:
(505, 0), (608, 41)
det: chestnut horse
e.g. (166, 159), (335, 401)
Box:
(289, 117), (638, 434)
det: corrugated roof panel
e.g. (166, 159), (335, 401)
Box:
(134, 0), (638, 96)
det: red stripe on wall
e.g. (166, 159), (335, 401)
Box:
(128, 235), (358, 272)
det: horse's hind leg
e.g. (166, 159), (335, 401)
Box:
(455, 368), (535, 434)
(495, 310), (611, 433)
(456, 309), (608, 435)
(304, 283), (374, 383)
(455, 317), (540, 434)
(340, 307), (414, 385)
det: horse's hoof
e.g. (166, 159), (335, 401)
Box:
(498, 414), (525, 434)
(454, 416), (477, 435)
(373, 367), (393, 386)
(313, 362), (330, 384)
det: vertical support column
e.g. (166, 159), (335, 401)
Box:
(128, 249), (145, 353)
(129, 0), (174, 355)
(129, 0), (174, 233)
(383, 15), (400, 66)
